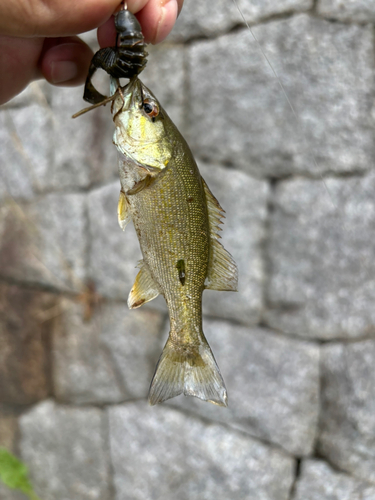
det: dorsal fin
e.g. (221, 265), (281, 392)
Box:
(118, 191), (131, 231)
(202, 177), (238, 292)
(128, 260), (160, 309)
(201, 177), (225, 238)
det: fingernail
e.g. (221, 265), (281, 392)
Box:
(156, 0), (178, 43)
(160, 0), (178, 14)
(50, 61), (78, 84)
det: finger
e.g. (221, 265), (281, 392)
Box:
(136, 0), (178, 44)
(0, 0), (149, 38)
(39, 37), (94, 86)
(0, 36), (43, 105)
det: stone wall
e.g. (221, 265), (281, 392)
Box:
(1, 1), (375, 499)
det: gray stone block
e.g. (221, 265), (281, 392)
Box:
(53, 299), (123, 405)
(199, 163), (269, 325)
(50, 85), (118, 190)
(0, 484), (26, 500)
(234, 0), (313, 21)
(19, 400), (110, 500)
(108, 402), (294, 500)
(0, 105), (53, 202)
(170, 0), (236, 40)
(87, 181), (142, 299)
(0, 486), (25, 500)
(0, 193), (87, 292)
(168, 318), (319, 456)
(53, 299), (164, 403)
(188, 15), (374, 178)
(264, 176), (375, 339)
(0, 81), (118, 201)
(318, 340), (375, 484)
(0, 283), (56, 404)
(293, 459), (375, 500)
(317, 0), (375, 22)
(170, 0), (313, 41)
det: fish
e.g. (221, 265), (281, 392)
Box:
(111, 77), (238, 406)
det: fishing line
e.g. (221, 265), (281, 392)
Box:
(232, 0), (298, 126)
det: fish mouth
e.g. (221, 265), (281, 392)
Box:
(122, 77), (143, 111)
(112, 77), (143, 118)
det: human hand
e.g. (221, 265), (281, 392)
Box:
(0, 0), (183, 105)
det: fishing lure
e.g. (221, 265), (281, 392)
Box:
(83, 3), (148, 105)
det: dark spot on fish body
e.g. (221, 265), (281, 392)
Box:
(187, 197), (194, 203)
(176, 259), (186, 285)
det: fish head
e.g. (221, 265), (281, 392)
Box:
(112, 78), (172, 171)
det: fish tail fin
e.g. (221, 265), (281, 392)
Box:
(148, 336), (227, 407)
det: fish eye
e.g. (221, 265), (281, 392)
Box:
(142, 99), (159, 118)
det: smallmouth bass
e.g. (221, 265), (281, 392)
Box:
(112, 77), (238, 406)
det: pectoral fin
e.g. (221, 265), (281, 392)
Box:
(127, 175), (154, 195)
(118, 191), (131, 231)
(128, 261), (160, 309)
(202, 177), (238, 292)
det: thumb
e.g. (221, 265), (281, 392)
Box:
(0, 0), (148, 37)
(0, 36), (93, 105)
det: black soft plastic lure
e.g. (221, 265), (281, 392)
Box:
(83, 5), (148, 105)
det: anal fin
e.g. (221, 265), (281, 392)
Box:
(201, 177), (238, 291)
(128, 260), (160, 309)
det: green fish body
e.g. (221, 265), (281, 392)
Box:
(112, 78), (237, 406)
